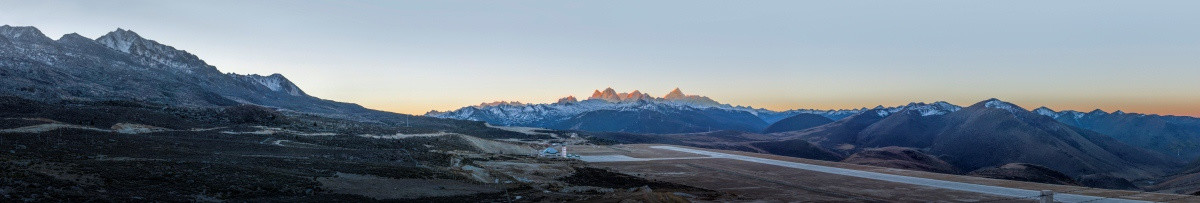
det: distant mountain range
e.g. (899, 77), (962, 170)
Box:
(8, 24), (1200, 189)
(427, 88), (867, 134)
(433, 88), (1200, 161)
(434, 88), (1200, 180)
(1035, 107), (1200, 161)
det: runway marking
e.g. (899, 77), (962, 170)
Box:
(577, 154), (713, 162)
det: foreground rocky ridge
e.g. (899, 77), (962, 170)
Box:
(0, 25), (437, 125)
(0, 97), (730, 201)
(0, 25), (739, 201)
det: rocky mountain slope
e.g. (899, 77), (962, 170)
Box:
(774, 99), (1183, 181)
(967, 163), (1080, 186)
(1035, 106), (1200, 160)
(0, 96), (725, 201)
(841, 147), (959, 174)
(1150, 160), (1200, 194)
(761, 113), (834, 134)
(0, 25), (734, 201)
(0, 25), (490, 131)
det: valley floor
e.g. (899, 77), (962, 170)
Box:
(574, 144), (1200, 202)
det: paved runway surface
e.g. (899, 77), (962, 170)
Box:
(580, 145), (1161, 201)
(633, 146), (1147, 203)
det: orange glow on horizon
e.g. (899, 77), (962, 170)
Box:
(362, 99), (1200, 118)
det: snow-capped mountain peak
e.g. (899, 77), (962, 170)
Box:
(95, 28), (142, 53)
(979, 98), (1027, 113)
(556, 96), (578, 104)
(96, 28), (215, 74)
(876, 109), (892, 117)
(426, 88), (868, 129)
(899, 101), (962, 116)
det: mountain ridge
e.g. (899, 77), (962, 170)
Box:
(426, 87), (873, 133)
(774, 98), (1183, 180)
(0, 25), (469, 128)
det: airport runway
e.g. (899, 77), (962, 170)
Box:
(648, 146), (1141, 203)
(579, 145), (1195, 202)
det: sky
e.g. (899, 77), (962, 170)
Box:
(2, 0), (1199, 116)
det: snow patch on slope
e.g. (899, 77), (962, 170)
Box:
(237, 74), (306, 97)
(901, 102), (962, 116)
(1034, 107), (1059, 118)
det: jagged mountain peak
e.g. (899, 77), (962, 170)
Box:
(556, 96), (578, 104)
(235, 73), (308, 97)
(664, 87), (685, 99)
(587, 88), (655, 102)
(624, 90), (651, 100)
(0, 25), (52, 42)
(0, 25), (392, 120)
(898, 101), (961, 116)
(477, 101), (525, 107)
(96, 27), (215, 74)
(590, 87), (622, 101)
(110, 28), (140, 37)
(96, 28), (152, 53)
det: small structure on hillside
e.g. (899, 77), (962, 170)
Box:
(536, 145), (578, 158)
(539, 147), (559, 157)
